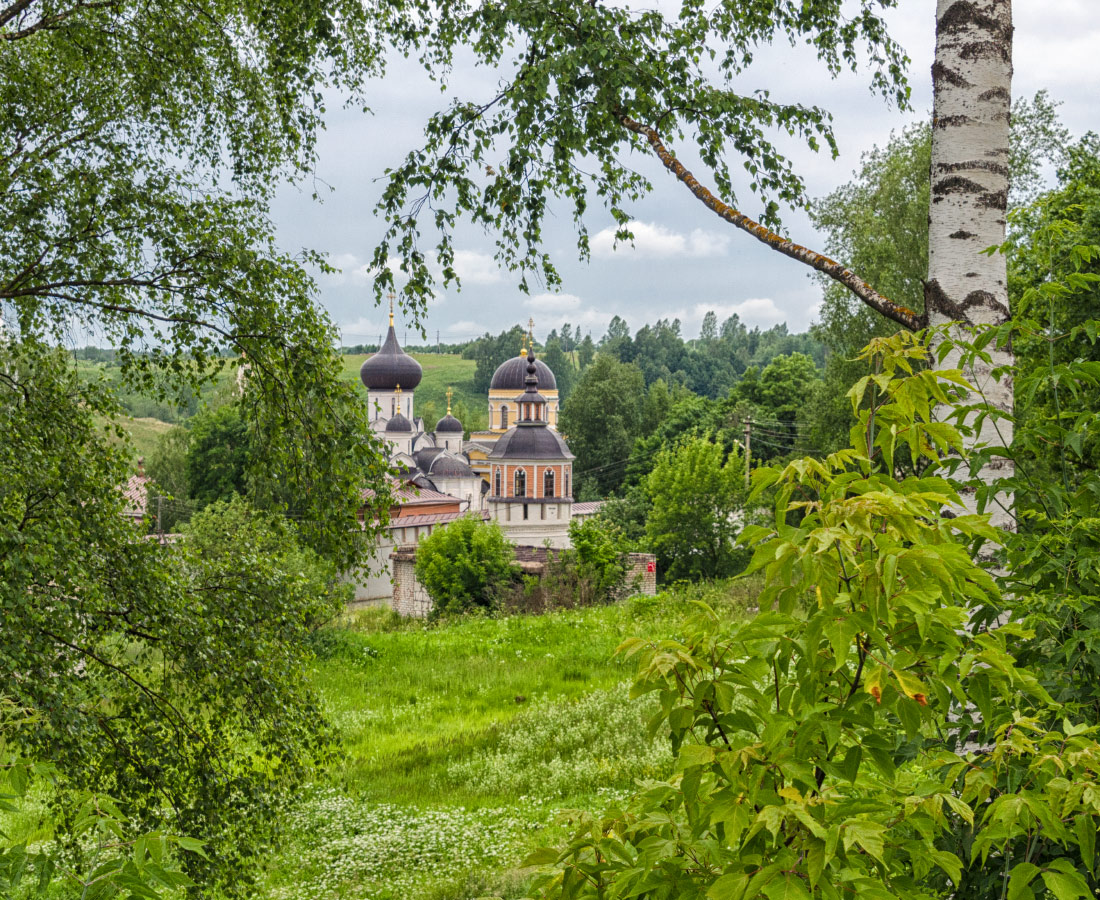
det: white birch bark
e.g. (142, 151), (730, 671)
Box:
(927, 0), (1015, 529)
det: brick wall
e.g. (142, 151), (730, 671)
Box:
(391, 553), (433, 618)
(621, 553), (658, 598)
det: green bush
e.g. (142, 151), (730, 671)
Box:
(414, 514), (519, 616)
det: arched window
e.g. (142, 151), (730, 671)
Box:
(565, 470), (570, 498)
(544, 469), (555, 497)
(391, 397), (395, 416)
(514, 468), (526, 497)
(494, 468), (501, 497)
(524, 403), (531, 421)
(501, 405), (509, 428)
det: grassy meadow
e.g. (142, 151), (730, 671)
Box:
(77, 351), (483, 464)
(263, 580), (757, 900)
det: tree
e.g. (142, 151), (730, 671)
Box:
(145, 424), (191, 529)
(558, 355), (646, 498)
(1, 0), (393, 891)
(925, 0), (1014, 525)
(577, 333), (596, 370)
(187, 404), (250, 507)
(0, 343), (350, 893)
(1, 0), (393, 570)
(808, 92), (1069, 453)
(541, 337), (577, 402)
(414, 514), (518, 615)
(644, 437), (745, 582)
(699, 311), (718, 345)
(528, 330), (1100, 900)
(730, 352), (821, 460)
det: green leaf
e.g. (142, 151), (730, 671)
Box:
(523, 847), (561, 867)
(1075, 815), (1097, 877)
(1041, 867), (1090, 900)
(708, 872), (749, 900)
(1008, 862), (1040, 900)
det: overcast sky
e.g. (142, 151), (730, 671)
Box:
(270, 1), (1100, 346)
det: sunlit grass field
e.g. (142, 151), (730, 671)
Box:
(81, 351), (484, 464)
(263, 580), (758, 900)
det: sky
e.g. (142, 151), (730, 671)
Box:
(269, 1), (1100, 347)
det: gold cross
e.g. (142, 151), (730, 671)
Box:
(388, 292), (396, 326)
(446, 386), (453, 414)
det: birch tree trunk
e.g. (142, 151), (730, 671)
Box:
(927, 0), (1015, 529)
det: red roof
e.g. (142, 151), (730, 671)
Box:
(362, 482), (462, 507)
(122, 474), (150, 518)
(385, 509), (489, 530)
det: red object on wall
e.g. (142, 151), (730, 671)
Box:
(646, 561), (656, 573)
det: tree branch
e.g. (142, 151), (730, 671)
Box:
(616, 111), (924, 332)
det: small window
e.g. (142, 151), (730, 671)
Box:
(544, 469), (555, 497)
(494, 469), (501, 496)
(515, 469), (526, 497)
(565, 470), (570, 498)
(501, 405), (509, 428)
(523, 505), (529, 520)
(391, 398), (395, 416)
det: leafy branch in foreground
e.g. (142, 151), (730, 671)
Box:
(372, 0), (911, 323)
(525, 328), (1100, 900)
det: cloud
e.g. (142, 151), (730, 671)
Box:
(686, 298), (786, 330)
(450, 250), (503, 285)
(590, 221), (730, 259)
(323, 253), (371, 287)
(442, 320), (493, 340)
(325, 249), (501, 290)
(524, 292), (582, 314)
(339, 317), (384, 340)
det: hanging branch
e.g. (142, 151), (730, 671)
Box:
(616, 110), (924, 333)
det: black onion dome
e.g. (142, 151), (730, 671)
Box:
(435, 413), (464, 433)
(360, 325), (423, 390)
(489, 355), (556, 391)
(429, 455), (476, 477)
(385, 412), (413, 433)
(488, 427), (574, 461)
(413, 447), (445, 468)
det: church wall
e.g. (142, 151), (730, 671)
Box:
(368, 389), (414, 422)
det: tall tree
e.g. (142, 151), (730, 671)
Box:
(925, 0), (1013, 525)
(559, 356), (645, 499)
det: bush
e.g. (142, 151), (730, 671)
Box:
(414, 515), (519, 615)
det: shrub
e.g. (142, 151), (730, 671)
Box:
(414, 514), (519, 615)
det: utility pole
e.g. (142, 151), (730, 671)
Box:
(156, 495), (163, 536)
(744, 421), (751, 490)
(437, 329), (440, 354)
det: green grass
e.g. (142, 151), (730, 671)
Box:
(338, 352), (487, 433)
(111, 416), (176, 460)
(263, 580), (758, 900)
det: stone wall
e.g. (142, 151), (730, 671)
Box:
(622, 552), (658, 598)
(391, 550), (434, 618)
(389, 545), (658, 619)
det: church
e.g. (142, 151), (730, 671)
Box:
(351, 304), (587, 603)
